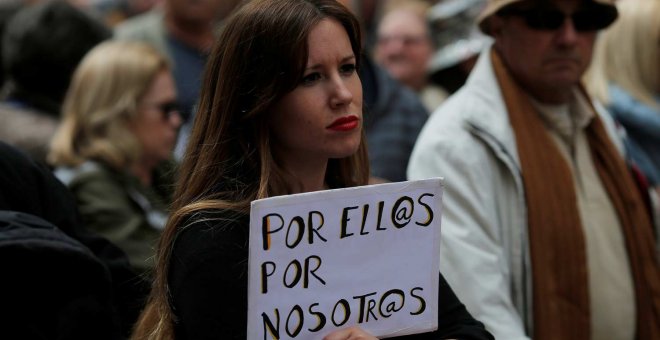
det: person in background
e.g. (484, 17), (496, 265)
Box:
(0, 1), (110, 163)
(94, 0), (162, 27)
(131, 1), (494, 339)
(374, 0), (447, 113)
(408, 0), (660, 338)
(586, 0), (660, 235)
(426, 0), (491, 94)
(115, 0), (241, 160)
(0, 2), (21, 87)
(338, 0), (429, 183)
(49, 41), (181, 273)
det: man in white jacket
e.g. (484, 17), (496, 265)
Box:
(408, 0), (660, 339)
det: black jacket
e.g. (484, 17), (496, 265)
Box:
(0, 142), (148, 338)
(0, 211), (120, 340)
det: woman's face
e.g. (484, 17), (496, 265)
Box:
(130, 69), (182, 165)
(269, 18), (363, 170)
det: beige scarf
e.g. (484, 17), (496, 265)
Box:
(491, 49), (660, 339)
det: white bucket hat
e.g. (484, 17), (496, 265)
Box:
(477, 0), (618, 35)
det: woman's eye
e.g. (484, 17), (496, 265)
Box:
(301, 72), (321, 85)
(340, 63), (356, 75)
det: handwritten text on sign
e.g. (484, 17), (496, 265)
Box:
(247, 178), (443, 339)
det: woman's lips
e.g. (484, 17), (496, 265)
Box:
(327, 115), (359, 131)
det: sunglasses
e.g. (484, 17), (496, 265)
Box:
(142, 101), (183, 121)
(158, 101), (181, 120)
(498, 5), (616, 32)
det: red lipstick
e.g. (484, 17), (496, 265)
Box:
(327, 115), (359, 131)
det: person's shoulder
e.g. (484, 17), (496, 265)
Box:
(114, 9), (163, 40)
(0, 103), (58, 129)
(175, 209), (249, 248)
(182, 209), (248, 228)
(607, 84), (637, 111)
(410, 85), (509, 177)
(0, 141), (32, 169)
(0, 104), (58, 163)
(420, 89), (480, 140)
(170, 209), (249, 273)
(608, 84), (659, 120)
(54, 161), (110, 187)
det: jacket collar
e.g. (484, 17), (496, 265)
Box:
(461, 45), (521, 166)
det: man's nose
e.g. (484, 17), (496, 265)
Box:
(379, 36), (405, 54)
(555, 17), (579, 46)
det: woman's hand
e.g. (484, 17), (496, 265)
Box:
(323, 326), (378, 340)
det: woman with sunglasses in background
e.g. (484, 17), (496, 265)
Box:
(49, 41), (182, 274)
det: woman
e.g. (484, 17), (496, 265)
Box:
(49, 41), (182, 273)
(586, 0), (660, 243)
(587, 0), (660, 189)
(133, 1), (492, 339)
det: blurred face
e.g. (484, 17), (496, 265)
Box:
(166, 0), (239, 24)
(129, 0), (161, 14)
(375, 9), (433, 90)
(269, 18), (363, 172)
(492, 0), (598, 103)
(130, 69), (182, 165)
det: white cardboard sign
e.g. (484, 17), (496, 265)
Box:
(247, 178), (443, 340)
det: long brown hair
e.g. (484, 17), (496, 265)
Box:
(132, 1), (368, 338)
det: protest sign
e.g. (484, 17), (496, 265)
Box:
(247, 178), (443, 339)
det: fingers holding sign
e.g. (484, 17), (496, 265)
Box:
(323, 326), (379, 340)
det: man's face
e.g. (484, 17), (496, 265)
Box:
(166, 0), (240, 24)
(374, 9), (433, 90)
(336, 0), (377, 26)
(336, 0), (351, 8)
(492, 0), (598, 103)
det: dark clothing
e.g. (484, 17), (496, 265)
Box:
(0, 142), (148, 337)
(0, 211), (120, 340)
(166, 34), (207, 158)
(166, 34), (206, 124)
(360, 57), (429, 182)
(169, 210), (494, 340)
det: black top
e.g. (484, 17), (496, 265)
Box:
(169, 210), (493, 340)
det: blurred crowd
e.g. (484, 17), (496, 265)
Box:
(0, 0), (657, 338)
